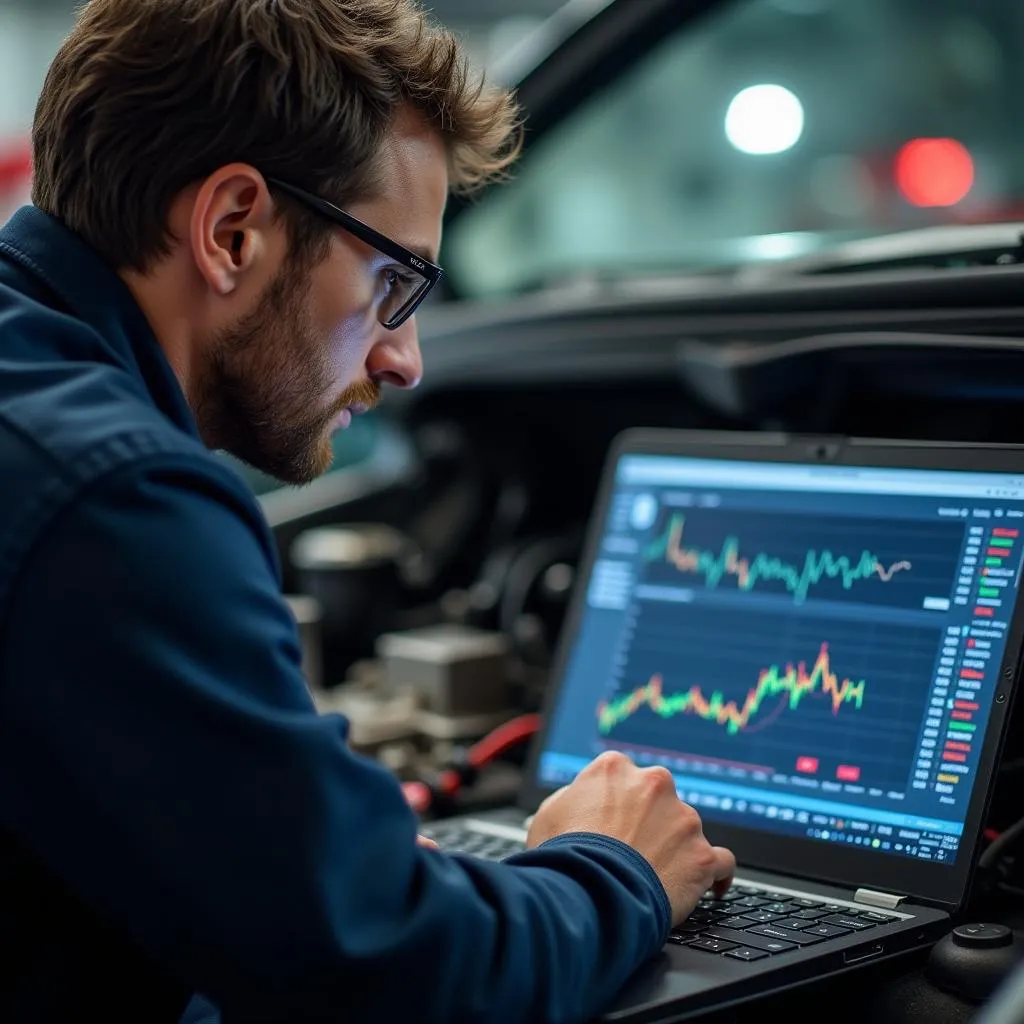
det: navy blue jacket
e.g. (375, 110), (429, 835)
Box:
(0, 206), (670, 1023)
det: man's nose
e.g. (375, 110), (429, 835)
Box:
(366, 317), (422, 389)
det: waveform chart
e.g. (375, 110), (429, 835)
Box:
(597, 603), (942, 789)
(642, 509), (963, 609)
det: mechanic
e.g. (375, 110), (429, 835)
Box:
(0, 1), (735, 1021)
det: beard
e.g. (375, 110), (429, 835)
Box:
(195, 260), (380, 485)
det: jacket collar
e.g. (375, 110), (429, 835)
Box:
(0, 205), (201, 440)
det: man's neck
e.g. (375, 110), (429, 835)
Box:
(119, 265), (200, 411)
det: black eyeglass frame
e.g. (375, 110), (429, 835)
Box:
(266, 176), (444, 330)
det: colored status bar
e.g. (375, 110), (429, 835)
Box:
(975, 527), (1017, 618)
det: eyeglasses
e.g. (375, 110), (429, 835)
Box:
(266, 177), (443, 330)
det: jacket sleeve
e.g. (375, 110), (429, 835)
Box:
(0, 455), (670, 1024)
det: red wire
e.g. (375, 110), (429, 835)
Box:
(402, 714), (542, 815)
(402, 780), (433, 815)
(467, 714), (542, 769)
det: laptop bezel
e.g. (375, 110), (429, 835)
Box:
(518, 428), (1024, 911)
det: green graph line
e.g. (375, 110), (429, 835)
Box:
(646, 513), (911, 604)
(597, 642), (866, 736)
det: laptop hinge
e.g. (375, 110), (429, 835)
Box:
(854, 888), (906, 910)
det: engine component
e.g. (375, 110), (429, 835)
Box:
(376, 623), (511, 717)
(291, 523), (410, 685)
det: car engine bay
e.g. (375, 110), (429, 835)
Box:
(264, 253), (1024, 823)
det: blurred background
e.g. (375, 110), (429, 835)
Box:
(6, 0), (1024, 278)
(0, 0), (567, 219)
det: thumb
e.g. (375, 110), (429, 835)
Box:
(417, 834), (439, 850)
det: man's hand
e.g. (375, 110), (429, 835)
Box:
(417, 834), (439, 849)
(526, 750), (735, 925)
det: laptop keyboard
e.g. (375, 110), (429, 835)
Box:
(421, 822), (527, 861)
(422, 825), (899, 963)
(671, 884), (899, 962)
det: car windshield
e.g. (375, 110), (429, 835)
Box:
(444, 0), (1024, 299)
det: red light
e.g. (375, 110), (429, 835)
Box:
(796, 756), (819, 774)
(895, 138), (974, 207)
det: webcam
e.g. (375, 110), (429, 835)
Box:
(806, 441), (841, 462)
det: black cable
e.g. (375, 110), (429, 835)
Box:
(498, 532), (580, 641)
(979, 815), (1024, 872)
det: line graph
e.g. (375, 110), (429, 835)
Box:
(597, 641), (865, 737)
(641, 509), (964, 609)
(600, 603), (940, 788)
(648, 513), (911, 602)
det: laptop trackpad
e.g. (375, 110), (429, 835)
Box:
(598, 946), (741, 1019)
(601, 945), (794, 1021)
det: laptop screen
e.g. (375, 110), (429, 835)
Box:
(536, 452), (1024, 867)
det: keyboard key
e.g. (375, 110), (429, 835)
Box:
(697, 899), (732, 911)
(803, 923), (852, 938)
(733, 896), (770, 908)
(773, 918), (813, 931)
(822, 915), (874, 931)
(747, 924), (825, 946)
(433, 828), (525, 860)
(791, 908), (829, 920)
(667, 932), (695, 945)
(704, 927), (797, 953)
(726, 947), (771, 962)
(478, 843), (508, 859)
(689, 937), (738, 953)
(858, 911), (896, 923)
(736, 886), (763, 896)
(741, 910), (785, 924)
(823, 904), (848, 913)
(716, 917), (757, 933)
(762, 902), (796, 914)
(791, 898), (824, 908)
(674, 920), (705, 934)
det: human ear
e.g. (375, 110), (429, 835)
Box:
(188, 163), (275, 295)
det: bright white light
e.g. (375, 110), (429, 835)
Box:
(630, 494), (658, 531)
(725, 84), (805, 155)
(741, 232), (816, 261)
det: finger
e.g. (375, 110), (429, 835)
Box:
(709, 846), (737, 895)
(417, 835), (440, 849)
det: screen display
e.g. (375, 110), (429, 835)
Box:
(537, 454), (1024, 866)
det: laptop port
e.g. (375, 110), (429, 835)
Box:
(843, 942), (885, 965)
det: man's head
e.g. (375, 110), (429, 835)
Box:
(31, 0), (521, 483)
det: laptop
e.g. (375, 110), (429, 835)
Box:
(422, 428), (1024, 1021)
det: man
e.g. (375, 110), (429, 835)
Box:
(0, 1), (735, 1021)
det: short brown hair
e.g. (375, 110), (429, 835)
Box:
(31, 0), (522, 272)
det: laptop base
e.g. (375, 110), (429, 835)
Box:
(426, 810), (948, 1022)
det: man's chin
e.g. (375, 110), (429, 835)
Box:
(228, 434), (335, 487)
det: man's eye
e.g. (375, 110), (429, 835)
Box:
(385, 264), (421, 287)
(380, 267), (413, 290)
